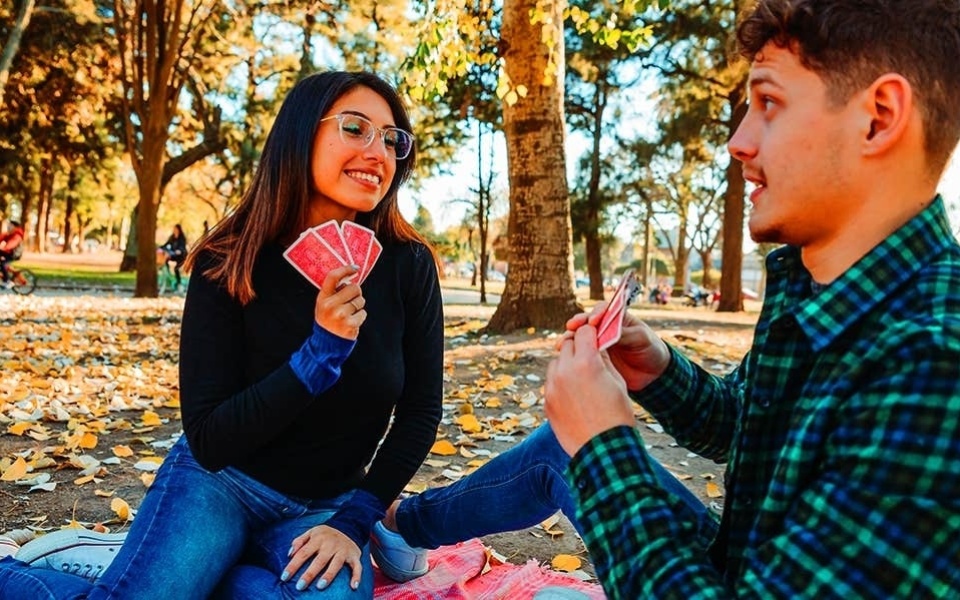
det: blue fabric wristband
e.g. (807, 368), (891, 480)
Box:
(324, 489), (387, 550)
(289, 322), (355, 396)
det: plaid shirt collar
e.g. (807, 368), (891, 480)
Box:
(769, 195), (955, 352)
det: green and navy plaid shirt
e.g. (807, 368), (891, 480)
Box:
(568, 196), (960, 599)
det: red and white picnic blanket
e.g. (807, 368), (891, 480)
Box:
(373, 538), (606, 599)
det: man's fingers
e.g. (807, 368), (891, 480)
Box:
(564, 311), (590, 332)
(573, 323), (599, 351)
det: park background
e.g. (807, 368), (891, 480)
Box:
(1, 0), (959, 594)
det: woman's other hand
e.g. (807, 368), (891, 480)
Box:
(282, 525), (363, 591)
(315, 265), (366, 340)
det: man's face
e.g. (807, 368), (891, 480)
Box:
(728, 43), (864, 248)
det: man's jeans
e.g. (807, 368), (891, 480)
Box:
(397, 423), (718, 549)
(0, 437), (372, 599)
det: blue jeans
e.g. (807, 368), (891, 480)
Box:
(396, 424), (717, 549)
(0, 438), (373, 599)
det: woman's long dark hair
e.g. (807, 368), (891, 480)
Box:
(186, 71), (435, 304)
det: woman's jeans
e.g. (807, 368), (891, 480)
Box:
(397, 423), (718, 550)
(0, 437), (372, 600)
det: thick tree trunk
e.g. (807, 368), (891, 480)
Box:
(487, 0), (579, 333)
(718, 92), (748, 312)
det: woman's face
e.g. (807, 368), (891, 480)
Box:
(310, 86), (399, 223)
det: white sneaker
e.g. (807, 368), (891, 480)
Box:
(0, 536), (19, 560)
(16, 529), (127, 582)
(1, 281), (13, 290)
(0, 528), (36, 559)
(370, 521), (429, 582)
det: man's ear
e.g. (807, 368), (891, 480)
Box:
(861, 74), (913, 157)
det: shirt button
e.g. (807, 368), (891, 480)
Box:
(577, 479), (588, 490)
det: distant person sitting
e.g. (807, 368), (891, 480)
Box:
(0, 220), (25, 289)
(159, 224), (188, 289)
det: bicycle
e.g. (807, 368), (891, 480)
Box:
(156, 249), (187, 295)
(2, 264), (37, 295)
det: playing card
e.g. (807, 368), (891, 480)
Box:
(342, 221), (375, 276)
(597, 270), (639, 351)
(283, 230), (348, 288)
(312, 220), (351, 265)
(359, 238), (383, 285)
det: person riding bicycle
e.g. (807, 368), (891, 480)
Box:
(158, 224), (188, 289)
(0, 220), (25, 290)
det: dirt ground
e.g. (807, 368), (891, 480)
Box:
(0, 269), (757, 584)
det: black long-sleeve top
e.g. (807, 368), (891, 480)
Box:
(178, 240), (444, 507)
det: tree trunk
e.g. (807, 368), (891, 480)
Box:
(134, 133), (167, 297)
(119, 206), (138, 271)
(585, 87), (605, 301)
(0, 0), (36, 110)
(673, 210), (690, 296)
(487, 0), (579, 333)
(718, 90), (748, 312)
(699, 249), (714, 288)
(33, 158), (54, 253)
(61, 169), (77, 253)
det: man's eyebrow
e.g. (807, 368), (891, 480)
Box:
(748, 74), (781, 91)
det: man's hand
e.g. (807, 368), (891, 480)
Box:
(545, 325), (636, 456)
(282, 524), (362, 591)
(559, 304), (671, 392)
(315, 265), (365, 340)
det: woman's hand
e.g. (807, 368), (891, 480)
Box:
(315, 265), (366, 340)
(282, 525), (363, 591)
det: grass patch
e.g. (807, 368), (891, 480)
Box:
(18, 264), (135, 288)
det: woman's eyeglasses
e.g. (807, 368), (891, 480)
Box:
(319, 113), (414, 160)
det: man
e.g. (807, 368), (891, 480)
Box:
(5, 1), (960, 596)
(0, 220), (25, 289)
(545, 0), (960, 597)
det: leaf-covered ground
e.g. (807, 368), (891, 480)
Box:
(0, 294), (756, 583)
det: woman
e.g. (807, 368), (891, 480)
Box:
(0, 71), (444, 598)
(159, 224), (188, 289)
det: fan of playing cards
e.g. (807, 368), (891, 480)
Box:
(283, 220), (382, 288)
(596, 269), (641, 351)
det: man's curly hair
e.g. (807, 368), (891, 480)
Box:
(737, 0), (960, 172)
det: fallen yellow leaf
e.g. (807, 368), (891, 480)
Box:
(7, 422), (32, 436)
(551, 554), (582, 572)
(706, 481), (724, 498)
(430, 440), (457, 456)
(141, 411), (162, 427)
(0, 457), (28, 481)
(112, 445), (134, 458)
(79, 432), (98, 449)
(111, 497), (131, 521)
(454, 414), (482, 433)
